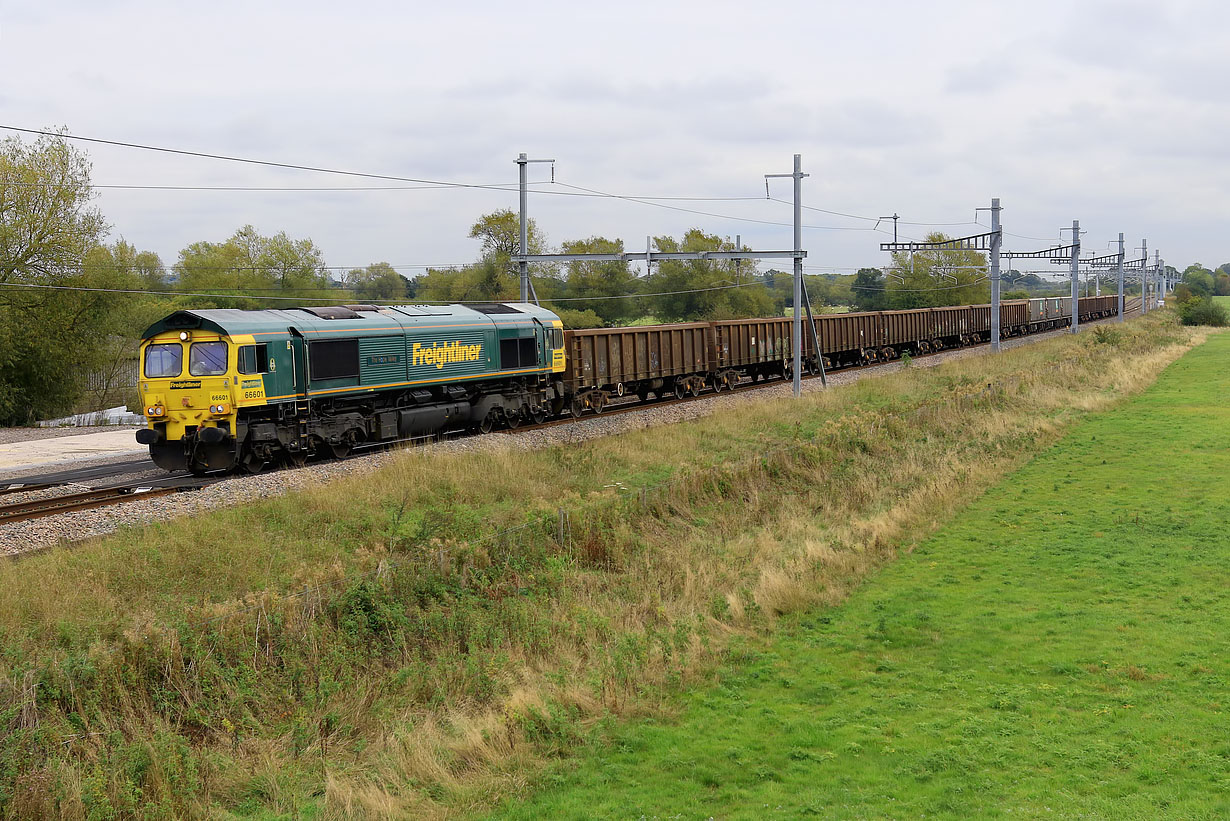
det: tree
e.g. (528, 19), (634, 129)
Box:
(850, 268), (889, 312)
(885, 233), (989, 308)
(174, 226), (331, 308)
(1182, 264), (1215, 298)
(554, 236), (639, 325)
(0, 132), (142, 423)
(644, 230), (773, 321)
(468, 209), (557, 291)
(413, 210), (559, 304)
(345, 262), (406, 302)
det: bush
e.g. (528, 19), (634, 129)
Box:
(552, 307), (604, 328)
(1177, 297), (1228, 327)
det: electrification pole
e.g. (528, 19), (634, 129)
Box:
(516, 152), (554, 304)
(1070, 220), (1080, 334)
(766, 154), (808, 398)
(1154, 251), (1162, 306)
(1117, 233), (1125, 323)
(1141, 238), (1148, 314)
(990, 198), (1002, 352)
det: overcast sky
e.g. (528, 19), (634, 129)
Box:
(4, 0), (1227, 283)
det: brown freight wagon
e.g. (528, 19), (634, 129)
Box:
(709, 316), (818, 387)
(878, 309), (929, 354)
(558, 323), (710, 414)
(814, 311), (885, 367)
(1000, 300), (1030, 335)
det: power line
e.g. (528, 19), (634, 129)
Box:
(0, 125), (525, 192)
(552, 181), (881, 232)
(768, 197), (978, 227)
(6, 181), (525, 193)
(2, 125), (966, 237)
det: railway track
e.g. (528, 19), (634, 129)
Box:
(0, 477), (214, 525)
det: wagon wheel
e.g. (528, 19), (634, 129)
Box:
(593, 398), (606, 414)
(569, 398), (585, 418)
(689, 380), (701, 397)
(674, 382), (687, 400)
(711, 375), (724, 392)
(638, 390), (652, 403)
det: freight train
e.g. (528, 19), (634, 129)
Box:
(136, 295), (1119, 473)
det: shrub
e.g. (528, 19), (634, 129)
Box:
(1177, 297), (1228, 327)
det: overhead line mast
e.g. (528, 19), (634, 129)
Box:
(512, 152), (811, 398)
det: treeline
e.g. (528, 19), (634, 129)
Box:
(407, 212), (859, 328)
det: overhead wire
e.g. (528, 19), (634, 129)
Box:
(0, 125), (521, 192)
(4, 124), (1077, 281)
(768, 197), (979, 227)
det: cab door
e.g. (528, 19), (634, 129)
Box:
(288, 327), (307, 400)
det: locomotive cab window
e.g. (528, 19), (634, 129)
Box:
(500, 336), (539, 369)
(189, 341), (229, 376)
(144, 343), (182, 378)
(238, 343), (270, 374)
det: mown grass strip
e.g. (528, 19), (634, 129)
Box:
(490, 330), (1230, 820)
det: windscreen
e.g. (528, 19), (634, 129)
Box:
(189, 341), (228, 376)
(144, 343), (182, 378)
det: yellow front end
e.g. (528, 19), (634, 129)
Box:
(138, 330), (241, 449)
(550, 321), (566, 373)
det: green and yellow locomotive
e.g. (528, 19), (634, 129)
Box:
(136, 303), (565, 473)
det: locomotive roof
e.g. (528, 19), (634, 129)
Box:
(141, 302), (560, 340)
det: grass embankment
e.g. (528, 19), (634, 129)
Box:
(494, 328), (1230, 819)
(0, 315), (1198, 818)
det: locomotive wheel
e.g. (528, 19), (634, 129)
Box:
(529, 406), (546, 425)
(478, 412), (497, 434)
(506, 408), (522, 429)
(240, 452), (267, 474)
(330, 442), (351, 459)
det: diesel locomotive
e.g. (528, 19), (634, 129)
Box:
(136, 302), (564, 473)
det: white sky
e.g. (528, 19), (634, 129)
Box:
(4, 0), (1228, 281)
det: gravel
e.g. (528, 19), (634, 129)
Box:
(0, 317), (1130, 558)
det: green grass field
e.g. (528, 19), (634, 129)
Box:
(491, 331), (1230, 819)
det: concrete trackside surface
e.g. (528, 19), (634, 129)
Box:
(0, 430), (145, 472)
